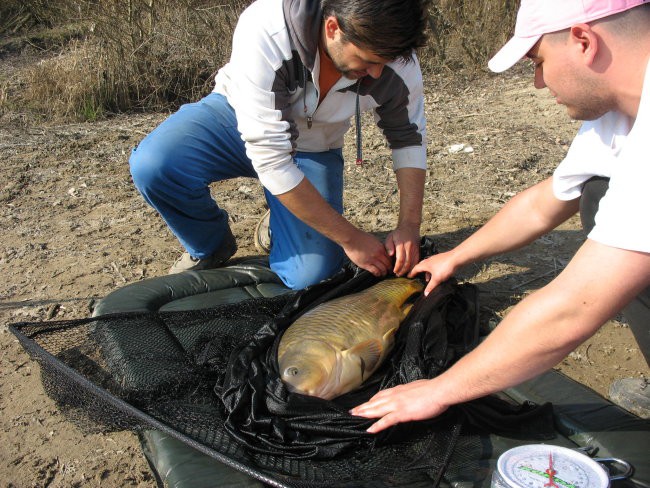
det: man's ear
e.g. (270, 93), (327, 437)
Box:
(569, 23), (599, 65)
(323, 15), (341, 41)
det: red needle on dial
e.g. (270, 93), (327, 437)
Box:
(544, 452), (559, 487)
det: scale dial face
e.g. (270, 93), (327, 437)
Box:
(497, 445), (609, 488)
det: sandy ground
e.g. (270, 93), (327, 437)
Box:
(1, 54), (648, 486)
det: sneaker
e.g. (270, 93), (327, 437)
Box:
(169, 227), (238, 274)
(608, 378), (650, 418)
(254, 209), (271, 254)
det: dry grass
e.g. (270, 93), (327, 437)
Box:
(15, 40), (103, 121)
(420, 0), (517, 70)
(1, 0), (518, 122)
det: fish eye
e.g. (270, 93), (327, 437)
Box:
(285, 366), (300, 377)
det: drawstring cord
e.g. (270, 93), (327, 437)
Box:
(355, 79), (363, 166)
(303, 67), (313, 129)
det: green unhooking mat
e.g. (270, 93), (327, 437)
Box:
(8, 254), (650, 487)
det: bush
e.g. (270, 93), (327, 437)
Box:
(1, 0), (518, 121)
(1, 0), (66, 34)
(18, 40), (107, 121)
(424, 0), (518, 70)
(84, 0), (249, 113)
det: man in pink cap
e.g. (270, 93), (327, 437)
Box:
(351, 0), (650, 425)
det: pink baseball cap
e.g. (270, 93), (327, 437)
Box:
(488, 0), (649, 72)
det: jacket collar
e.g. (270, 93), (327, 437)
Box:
(283, 0), (321, 71)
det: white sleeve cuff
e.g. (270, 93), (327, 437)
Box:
(257, 164), (305, 196)
(391, 146), (427, 171)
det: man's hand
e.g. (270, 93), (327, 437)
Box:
(385, 225), (420, 276)
(342, 229), (393, 277)
(349, 379), (449, 433)
(408, 250), (459, 295)
(277, 179), (393, 276)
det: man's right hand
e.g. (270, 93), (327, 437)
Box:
(342, 229), (393, 277)
(408, 251), (459, 295)
(277, 178), (394, 277)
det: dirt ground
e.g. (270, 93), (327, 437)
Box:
(1, 50), (648, 487)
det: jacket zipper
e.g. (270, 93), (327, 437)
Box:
(302, 69), (363, 164)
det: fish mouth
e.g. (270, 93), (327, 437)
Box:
(286, 375), (334, 399)
(279, 342), (338, 398)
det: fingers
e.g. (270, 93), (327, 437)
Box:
(409, 258), (441, 295)
(392, 247), (408, 276)
(385, 235), (406, 276)
(393, 248), (419, 276)
(366, 414), (400, 434)
(350, 394), (412, 434)
(392, 258), (403, 276)
(365, 250), (392, 277)
(366, 263), (386, 277)
(350, 391), (390, 416)
(423, 279), (438, 296)
(388, 237), (420, 277)
(384, 237), (396, 257)
(408, 262), (435, 295)
(409, 259), (427, 276)
(344, 232), (393, 276)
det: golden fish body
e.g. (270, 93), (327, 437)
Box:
(278, 277), (423, 400)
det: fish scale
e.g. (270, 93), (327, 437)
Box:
(280, 297), (399, 350)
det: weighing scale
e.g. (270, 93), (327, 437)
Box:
(491, 444), (633, 487)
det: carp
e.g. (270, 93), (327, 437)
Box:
(277, 277), (423, 400)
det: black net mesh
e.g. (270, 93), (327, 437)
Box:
(9, 261), (555, 487)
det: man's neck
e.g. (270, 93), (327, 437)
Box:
(317, 41), (341, 103)
(609, 46), (650, 120)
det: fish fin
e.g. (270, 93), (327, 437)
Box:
(345, 339), (383, 377)
(400, 302), (414, 318)
(382, 327), (398, 344)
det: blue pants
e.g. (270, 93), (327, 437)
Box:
(129, 93), (346, 290)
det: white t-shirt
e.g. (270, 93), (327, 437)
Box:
(553, 59), (650, 253)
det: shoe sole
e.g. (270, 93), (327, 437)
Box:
(169, 228), (238, 274)
(254, 209), (271, 254)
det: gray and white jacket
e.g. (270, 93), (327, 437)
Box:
(213, 0), (427, 195)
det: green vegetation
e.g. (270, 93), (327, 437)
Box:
(0, 0), (517, 122)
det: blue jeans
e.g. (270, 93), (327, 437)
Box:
(129, 92), (346, 290)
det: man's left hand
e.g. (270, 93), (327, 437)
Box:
(350, 379), (449, 433)
(385, 225), (420, 276)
